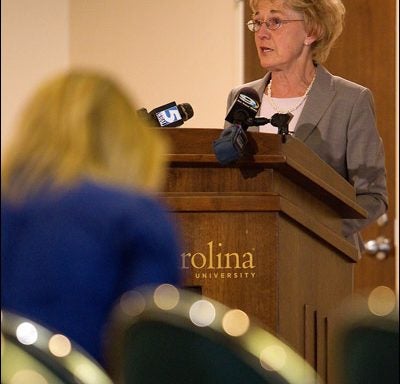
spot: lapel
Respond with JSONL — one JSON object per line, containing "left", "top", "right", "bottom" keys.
{"left": 255, "top": 72, "right": 270, "bottom": 110}
{"left": 247, "top": 73, "right": 270, "bottom": 132}
{"left": 294, "top": 65, "right": 336, "bottom": 141}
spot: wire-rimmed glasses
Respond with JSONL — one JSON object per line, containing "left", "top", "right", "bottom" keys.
{"left": 247, "top": 17, "right": 304, "bottom": 32}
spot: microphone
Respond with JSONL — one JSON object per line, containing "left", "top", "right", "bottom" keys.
{"left": 225, "top": 87, "right": 261, "bottom": 130}
{"left": 213, "top": 124, "right": 248, "bottom": 165}
{"left": 213, "top": 88, "right": 261, "bottom": 165}
{"left": 270, "top": 113, "right": 292, "bottom": 135}
{"left": 213, "top": 114, "right": 293, "bottom": 165}
{"left": 138, "top": 102, "right": 194, "bottom": 127}
{"left": 246, "top": 117, "right": 270, "bottom": 126}
{"left": 247, "top": 113, "right": 292, "bottom": 133}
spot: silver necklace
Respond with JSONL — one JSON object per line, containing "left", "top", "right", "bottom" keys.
{"left": 266, "top": 73, "right": 316, "bottom": 114}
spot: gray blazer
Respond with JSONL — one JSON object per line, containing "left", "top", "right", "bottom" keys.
{"left": 225, "top": 65, "right": 388, "bottom": 250}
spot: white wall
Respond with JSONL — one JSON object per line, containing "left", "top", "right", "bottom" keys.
{"left": 396, "top": 3, "right": 399, "bottom": 300}
{"left": 2, "top": 0, "right": 244, "bottom": 142}
{"left": 1, "top": 0, "right": 70, "bottom": 147}
{"left": 69, "top": 0, "right": 244, "bottom": 128}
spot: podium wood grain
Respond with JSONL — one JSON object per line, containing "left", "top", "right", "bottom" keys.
{"left": 158, "top": 128, "right": 367, "bottom": 383}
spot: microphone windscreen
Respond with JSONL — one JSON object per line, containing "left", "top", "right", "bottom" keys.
{"left": 213, "top": 124, "right": 248, "bottom": 165}
{"left": 225, "top": 87, "right": 261, "bottom": 127}
{"left": 270, "top": 113, "right": 292, "bottom": 127}
{"left": 239, "top": 87, "right": 261, "bottom": 103}
{"left": 178, "top": 103, "right": 194, "bottom": 121}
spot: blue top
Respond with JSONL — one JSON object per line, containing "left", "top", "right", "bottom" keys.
{"left": 1, "top": 180, "right": 181, "bottom": 363}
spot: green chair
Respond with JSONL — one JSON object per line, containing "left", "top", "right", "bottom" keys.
{"left": 336, "top": 312, "right": 399, "bottom": 384}
{"left": 104, "top": 284, "right": 320, "bottom": 384}
{"left": 1, "top": 310, "right": 113, "bottom": 384}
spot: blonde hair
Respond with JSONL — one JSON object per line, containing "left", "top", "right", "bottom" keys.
{"left": 1, "top": 70, "right": 170, "bottom": 201}
{"left": 249, "top": 0, "right": 345, "bottom": 63}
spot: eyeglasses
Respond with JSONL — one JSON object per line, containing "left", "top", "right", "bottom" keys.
{"left": 247, "top": 17, "right": 304, "bottom": 32}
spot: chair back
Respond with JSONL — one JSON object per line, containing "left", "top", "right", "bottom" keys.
{"left": 104, "top": 284, "right": 320, "bottom": 384}
{"left": 1, "top": 310, "right": 113, "bottom": 384}
{"left": 337, "top": 313, "right": 399, "bottom": 384}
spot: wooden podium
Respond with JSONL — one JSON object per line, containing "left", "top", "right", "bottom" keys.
{"left": 159, "top": 128, "right": 367, "bottom": 383}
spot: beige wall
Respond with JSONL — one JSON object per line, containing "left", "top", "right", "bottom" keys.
{"left": 2, "top": 0, "right": 244, "bottom": 143}
{"left": 1, "top": 0, "right": 69, "bottom": 147}
{"left": 69, "top": 0, "right": 243, "bottom": 128}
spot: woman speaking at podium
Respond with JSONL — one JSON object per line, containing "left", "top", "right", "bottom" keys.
{"left": 226, "top": 0, "right": 388, "bottom": 252}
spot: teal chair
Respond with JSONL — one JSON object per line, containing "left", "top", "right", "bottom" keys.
{"left": 104, "top": 284, "right": 320, "bottom": 384}
{"left": 336, "top": 313, "right": 399, "bottom": 384}
{"left": 1, "top": 310, "right": 113, "bottom": 384}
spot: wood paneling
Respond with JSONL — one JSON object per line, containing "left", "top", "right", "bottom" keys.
{"left": 324, "top": 0, "right": 396, "bottom": 295}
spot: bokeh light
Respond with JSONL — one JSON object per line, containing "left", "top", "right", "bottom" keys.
{"left": 9, "top": 369, "right": 48, "bottom": 384}
{"left": 153, "top": 284, "right": 180, "bottom": 310}
{"left": 259, "top": 344, "right": 287, "bottom": 371}
{"left": 48, "top": 334, "right": 72, "bottom": 357}
{"left": 222, "top": 309, "right": 250, "bottom": 337}
{"left": 119, "top": 290, "right": 146, "bottom": 317}
{"left": 368, "top": 286, "right": 396, "bottom": 316}
{"left": 16, "top": 322, "right": 38, "bottom": 345}
{"left": 189, "top": 300, "right": 216, "bottom": 327}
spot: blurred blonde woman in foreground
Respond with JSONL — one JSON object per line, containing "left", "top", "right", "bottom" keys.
{"left": 1, "top": 70, "right": 181, "bottom": 365}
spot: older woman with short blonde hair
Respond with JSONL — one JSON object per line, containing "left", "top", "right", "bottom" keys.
{"left": 226, "top": 0, "right": 387, "bottom": 253}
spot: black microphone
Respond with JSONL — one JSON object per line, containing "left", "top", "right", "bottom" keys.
{"left": 225, "top": 87, "right": 261, "bottom": 130}
{"left": 246, "top": 117, "right": 270, "bottom": 126}
{"left": 138, "top": 102, "right": 194, "bottom": 127}
{"left": 247, "top": 113, "right": 292, "bottom": 131}
{"left": 213, "top": 88, "right": 262, "bottom": 165}
{"left": 270, "top": 113, "right": 292, "bottom": 135}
